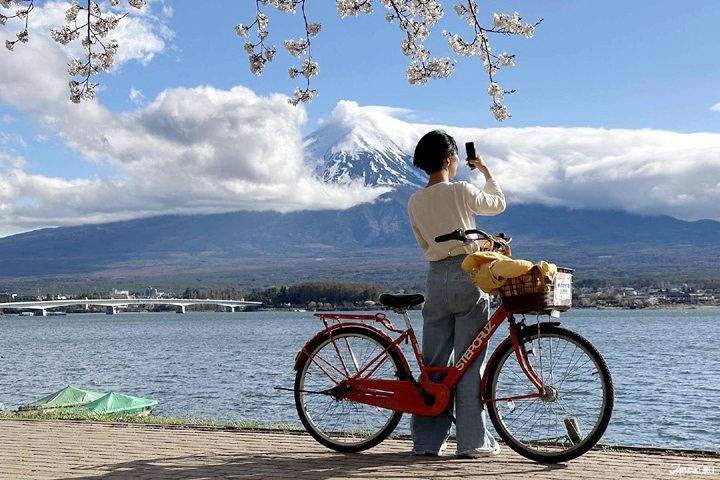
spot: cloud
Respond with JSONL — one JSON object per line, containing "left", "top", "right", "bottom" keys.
{"left": 0, "top": 27, "right": 389, "bottom": 236}
{"left": 129, "top": 87, "right": 145, "bottom": 106}
{"left": 0, "top": 131, "right": 27, "bottom": 148}
{"left": 457, "top": 127, "right": 720, "bottom": 222}
{"left": 0, "top": 152, "right": 26, "bottom": 169}
{"left": 21, "top": 0, "right": 173, "bottom": 68}
{"left": 317, "top": 100, "right": 425, "bottom": 155}
{"left": 2, "top": 2, "right": 719, "bottom": 237}
{"left": 318, "top": 102, "right": 720, "bottom": 222}
{"left": 1, "top": 114, "right": 13, "bottom": 124}
{"left": 711, "top": 103, "right": 720, "bottom": 112}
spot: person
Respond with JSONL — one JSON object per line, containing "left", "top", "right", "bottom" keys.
{"left": 407, "top": 130, "right": 506, "bottom": 458}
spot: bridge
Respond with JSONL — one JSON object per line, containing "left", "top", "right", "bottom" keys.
{"left": 0, "top": 299, "right": 263, "bottom": 315}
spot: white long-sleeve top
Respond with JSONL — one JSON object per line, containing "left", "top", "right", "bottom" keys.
{"left": 407, "top": 179, "right": 506, "bottom": 262}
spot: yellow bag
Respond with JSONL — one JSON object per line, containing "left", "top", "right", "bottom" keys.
{"left": 461, "top": 252, "right": 534, "bottom": 295}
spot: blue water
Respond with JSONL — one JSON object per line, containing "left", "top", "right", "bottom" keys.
{"left": 0, "top": 309, "right": 718, "bottom": 451}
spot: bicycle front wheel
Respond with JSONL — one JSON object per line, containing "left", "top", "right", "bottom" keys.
{"left": 484, "top": 325, "right": 614, "bottom": 463}
{"left": 294, "top": 325, "right": 404, "bottom": 453}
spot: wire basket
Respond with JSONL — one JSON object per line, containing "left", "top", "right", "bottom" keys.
{"left": 500, "top": 267, "right": 574, "bottom": 315}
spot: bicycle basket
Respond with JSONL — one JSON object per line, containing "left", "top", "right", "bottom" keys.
{"left": 499, "top": 267, "right": 574, "bottom": 315}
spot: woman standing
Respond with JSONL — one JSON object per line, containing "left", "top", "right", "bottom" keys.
{"left": 407, "top": 130, "right": 506, "bottom": 457}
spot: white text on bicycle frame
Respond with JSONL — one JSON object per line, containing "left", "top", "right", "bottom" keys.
{"left": 456, "top": 319, "right": 495, "bottom": 371}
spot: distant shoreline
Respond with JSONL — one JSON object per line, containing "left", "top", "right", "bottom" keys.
{"left": 4, "top": 307, "right": 719, "bottom": 316}
{"left": 1, "top": 304, "right": 718, "bottom": 316}
{"left": 578, "top": 304, "right": 720, "bottom": 311}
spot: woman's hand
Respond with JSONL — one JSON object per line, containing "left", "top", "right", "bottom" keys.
{"left": 467, "top": 154, "right": 493, "bottom": 180}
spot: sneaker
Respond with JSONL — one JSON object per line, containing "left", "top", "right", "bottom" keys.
{"left": 457, "top": 442, "right": 501, "bottom": 458}
{"left": 412, "top": 441, "right": 448, "bottom": 456}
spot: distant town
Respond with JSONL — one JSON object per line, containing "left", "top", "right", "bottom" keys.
{"left": 1, "top": 279, "right": 718, "bottom": 315}
{"left": 573, "top": 285, "right": 718, "bottom": 308}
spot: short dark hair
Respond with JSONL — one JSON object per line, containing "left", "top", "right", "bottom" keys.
{"left": 413, "top": 130, "right": 458, "bottom": 175}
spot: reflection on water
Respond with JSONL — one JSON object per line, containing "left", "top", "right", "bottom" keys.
{"left": 0, "top": 308, "right": 718, "bottom": 451}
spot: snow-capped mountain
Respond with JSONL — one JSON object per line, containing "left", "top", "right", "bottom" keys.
{"left": 305, "top": 106, "right": 426, "bottom": 188}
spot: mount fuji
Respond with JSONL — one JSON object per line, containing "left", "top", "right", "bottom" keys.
{"left": 1, "top": 104, "right": 719, "bottom": 290}
{"left": 305, "top": 114, "right": 426, "bottom": 188}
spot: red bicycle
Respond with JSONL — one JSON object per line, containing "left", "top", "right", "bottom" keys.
{"left": 290, "top": 229, "right": 614, "bottom": 463}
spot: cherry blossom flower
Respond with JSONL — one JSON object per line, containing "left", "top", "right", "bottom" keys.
{"left": 487, "top": 82, "right": 504, "bottom": 101}
{"left": 284, "top": 38, "right": 308, "bottom": 58}
{"left": 490, "top": 102, "right": 509, "bottom": 122}
{"left": 306, "top": 22, "right": 321, "bottom": 37}
{"left": 235, "top": 23, "right": 250, "bottom": 37}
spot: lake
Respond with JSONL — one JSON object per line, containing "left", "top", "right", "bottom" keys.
{"left": 0, "top": 309, "right": 718, "bottom": 452}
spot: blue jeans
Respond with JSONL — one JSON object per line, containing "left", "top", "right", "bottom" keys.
{"left": 410, "top": 254, "right": 499, "bottom": 455}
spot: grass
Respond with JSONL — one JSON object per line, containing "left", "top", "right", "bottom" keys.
{"left": 0, "top": 410, "right": 299, "bottom": 432}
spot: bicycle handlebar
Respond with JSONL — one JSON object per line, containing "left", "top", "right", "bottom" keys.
{"left": 434, "top": 229, "right": 464, "bottom": 243}
{"left": 434, "top": 228, "right": 493, "bottom": 243}
{"left": 434, "top": 228, "right": 513, "bottom": 258}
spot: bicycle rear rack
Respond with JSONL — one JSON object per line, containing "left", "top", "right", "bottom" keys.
{"left": 313, "top": 312, "right": 403, "bottom": 333}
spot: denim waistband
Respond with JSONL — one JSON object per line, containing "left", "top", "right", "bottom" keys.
{"left": 428, "top": 254, "right": 466, "bottom": 271}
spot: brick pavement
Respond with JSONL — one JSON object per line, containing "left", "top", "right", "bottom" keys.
{"left": 0, "top": 419, "right": 717, "bottom": 480}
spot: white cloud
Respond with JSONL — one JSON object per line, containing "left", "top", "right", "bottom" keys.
{"left": 711, "top": 103, "right": 720, "bottom": 112}
{"left": 22, "top": 0, "right": 172, "bottom": 68}
{"left": 320, "top": 102, "right": 720, "bottom": 222}
{"left": 1, "top": 5, "right": 719, "bottom": 236}
{"left": 0, "top": 152, "right": 27, "bottom": 169}
{"left": 457, "top": 127, "right": 720, "bottom": 222}
{"left": 0, "top": 26, "right": 389, "bottom": 236}
{"left": 1, "top": 114, "right": 13, "bottom": 124}
{"left": 129, "top": 87, "right": 145, "bottom": 106}
{"left": 0, "top": 131, "right": 27, "bottom": 148}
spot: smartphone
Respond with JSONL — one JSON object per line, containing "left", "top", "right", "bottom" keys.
{"left": 465, "top": 142, "right": 477, "bottom": 169}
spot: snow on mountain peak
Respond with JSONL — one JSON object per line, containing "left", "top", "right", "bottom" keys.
{"left": 305, "top": 101, "right": 426, "bottom": 188}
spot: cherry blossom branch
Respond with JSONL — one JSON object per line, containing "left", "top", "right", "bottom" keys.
{"left": 442, "top": 1, "right": 542, "bottom": 121}
{"left": 242, "top": 0, "right": 540, "bottom": 121}
{"left": 4, "top": 0, "right": 542, "bottom": 120}
{"left": 237, "top": 1, "right": 275, "bottom": 77}
{"left": 2, "top": 0, "right": 142, "bottom": 103}
{"left": 309, "top": 1, "right": 541, "bottom": 120}
{"left": 1, "top": 0, "right": 34, "bottom": 51}
{"left": 383, "top": 0, "right": 455, "bottom": 86}
{"left": 57, "top": 0, "right": 130, "bottom": 102}
{"left": 237, "top": 0, "right": 320, "bottom": 106}
{"left": 286, "top": 0, "right": 319, "bottom": 105}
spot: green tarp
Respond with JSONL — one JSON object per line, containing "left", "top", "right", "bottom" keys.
{"left": 19, "top": 385, "right": 105, "bottom": 411}
{"left": 69, "top": 392, "right": 158, "bottom": 416}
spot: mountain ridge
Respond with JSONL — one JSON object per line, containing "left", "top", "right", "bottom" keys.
{"left": 1, "top": 112, "right": 719, "bottom": 290}
{"left": 1, "top": 187, "right": 718, "bottom": 282}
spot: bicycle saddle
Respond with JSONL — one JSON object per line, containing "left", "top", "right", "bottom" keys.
{"left": 379, "top": 293, "right": 425, "bottom": 309}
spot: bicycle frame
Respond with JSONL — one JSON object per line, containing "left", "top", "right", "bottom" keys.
{"left": 295, "top": 304, "right": 561, "bottom": 418}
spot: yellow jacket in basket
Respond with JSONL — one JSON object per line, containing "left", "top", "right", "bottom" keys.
{"left": 461, "top": 251, "right": 557, "bottom": 295}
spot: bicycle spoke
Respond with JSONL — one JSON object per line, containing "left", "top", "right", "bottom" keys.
{"left": 555, "top": 346, "right": 584, "bottom": 389}
{"left": 504, "top": 397, "right": 540, "bottom": 430}
{"left": 486, "top": 327, "right": 613, "bottom": 462}
{"left": 548, "top": 336, "right": 570, "bottom": 381}
{"left": 297, "top": 329, "right": 402, "bottom": 450}
{"left": 555, "top": 362, "right": 595, "bottom": 390}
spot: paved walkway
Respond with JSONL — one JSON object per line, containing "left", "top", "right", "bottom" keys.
{"left": 0, "top": 419, "right": 717, "bottom": 479}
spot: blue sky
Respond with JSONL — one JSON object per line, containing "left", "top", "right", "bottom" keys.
{"left": 0, "top": 0, "right": 719, "bottom": 235}
{"left": 6, "top": 0, "right": 719, "bottom": 132}
{"left": 109, "top": 0, "right": 719, "bottom": 132}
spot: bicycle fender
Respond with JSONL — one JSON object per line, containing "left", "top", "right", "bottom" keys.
{"left": 480, "top": 321, "right": 561, "bottom": 398}
{"left": 293, "top": 323, "right": 410, "bottom": 372}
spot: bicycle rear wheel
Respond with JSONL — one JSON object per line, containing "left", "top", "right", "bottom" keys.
{"left": 294, "top": 325, "right": 404, "bottom": 453}
{"left": 484, "top": 325, "right": 614, "bottom": 463}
